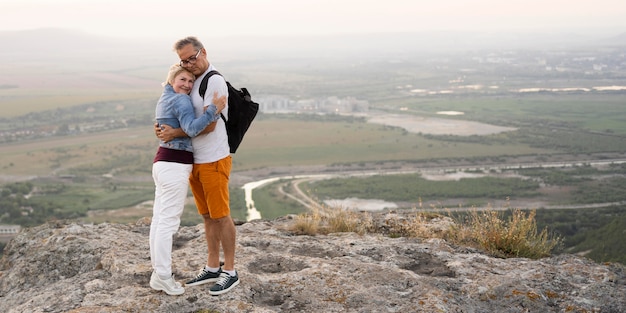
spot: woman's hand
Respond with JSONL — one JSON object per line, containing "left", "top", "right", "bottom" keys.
{"left": 212, "top": 91, "right": 227, "bottom": 113}
{"left": 155, "top": 124, "right": 177, "bottom": 142}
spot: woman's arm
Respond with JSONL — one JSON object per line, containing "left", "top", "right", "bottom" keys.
{"left": 156, "top": 92, "right": 226, "bottom": 141}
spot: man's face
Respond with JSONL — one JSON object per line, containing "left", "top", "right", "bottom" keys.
{"left": 178, "top": 44, "right": 207, "bottom": 76}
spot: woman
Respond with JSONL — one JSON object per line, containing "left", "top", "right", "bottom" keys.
{"left": 149, "top": 64, "right": 226, "bottom": 296}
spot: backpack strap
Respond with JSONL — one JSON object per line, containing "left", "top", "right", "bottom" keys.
{"left": 198, "top": 70, "right": 226, "bottom": 122}
{"left": 198, "top": 70, "right": 221, "bottom": 99}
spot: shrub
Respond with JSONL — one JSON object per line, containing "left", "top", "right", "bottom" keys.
{"left": 446, "top": 209, "right": 561, "bottom": 259}
{"left": 291, "top": 212, "right": 322, "bottom": 236}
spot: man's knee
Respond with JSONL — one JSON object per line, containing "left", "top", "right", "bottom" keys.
{"left": 202, "top": 213, "right": 226, "bottom": 220}
{"left": 203, "top": 214, "right": 231, "bottom": 224}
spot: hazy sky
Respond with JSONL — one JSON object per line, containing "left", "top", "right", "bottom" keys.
{"left": 2, "top": 0, "right": 626, "bottom": 38}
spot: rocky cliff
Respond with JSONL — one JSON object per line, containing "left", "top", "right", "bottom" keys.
{"left": 0, "top": 215, "right": 624, "bottom": 313}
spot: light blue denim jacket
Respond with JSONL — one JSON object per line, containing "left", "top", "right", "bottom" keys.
{"left": 155, "top": 84, "right": 219, "bottom": 152}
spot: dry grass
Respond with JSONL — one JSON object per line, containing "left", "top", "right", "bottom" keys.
{"left": 288, "top": 205, "right": 561, "bottom": 260}
{"left": 291, "top": 211, "right": 323, "bottom": 236}
{"left": 290, "top": 205, "right": 373, "bottom": 236}
{"left": 446, "top": 208, "right": 561, "bottom": 259}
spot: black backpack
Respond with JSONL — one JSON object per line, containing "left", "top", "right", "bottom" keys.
{"left": 199, "top": 70, "right": 259, "bottom": 153}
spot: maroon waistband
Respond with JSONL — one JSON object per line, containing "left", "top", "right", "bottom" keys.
{"left": 153, "top": 146, "right": 194, "bottom": 164}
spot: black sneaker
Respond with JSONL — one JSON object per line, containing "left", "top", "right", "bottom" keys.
{"left": 209, "top": 271, "right": 239, "bottom": 296}
{"left": 185, "top": 267, "right": 222, "bottom": 286}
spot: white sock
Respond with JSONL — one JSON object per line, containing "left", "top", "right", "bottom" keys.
{"left": 224, "top": 270, "right": 237, "bottom": 277}
{"left": 205, "top": 266, "right": 220, "bottom": 273}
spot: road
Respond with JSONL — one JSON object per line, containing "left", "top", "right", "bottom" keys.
{"left": 239, "top": 158, "right": 626, "bottom": 220}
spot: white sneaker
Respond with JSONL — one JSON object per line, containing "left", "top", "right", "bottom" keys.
{"left": 150, "top": 272, "right": 185, "bottom": 295}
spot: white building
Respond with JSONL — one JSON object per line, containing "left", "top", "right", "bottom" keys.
{"left": 0, "top": 225, "right": 21, "bottom": 243}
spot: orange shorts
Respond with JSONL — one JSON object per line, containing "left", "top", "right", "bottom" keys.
{"left": 189, "top": 156, "right": 231, "bottom": 219}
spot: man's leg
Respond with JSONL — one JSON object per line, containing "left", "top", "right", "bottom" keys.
{"left": 206, "top": 214, "right": 239, "bottom": 296}
{"left": 201, "top": 214, "right": 236, "bottom": 270}
{"left": 203, "top": 156, "right": 239, "bottom": 295}
{"left": 217, "top": 215, "right": 236, "bottom": 271}
{"left": 186, "top": 163, "right": 226, "bottom": 286}
{"left": 203, "top": 213, "right": 222, "bottom": 268}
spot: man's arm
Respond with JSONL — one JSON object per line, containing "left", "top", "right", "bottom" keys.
{"left": 199, "top": 121, "right": 217, "bottom": 134}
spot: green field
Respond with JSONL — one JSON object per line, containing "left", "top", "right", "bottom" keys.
{"left": 2, "top": 50, "right": 626, "bottom": 264}
{"left": 1, "top": 93, "right": 625, "bottom": 213}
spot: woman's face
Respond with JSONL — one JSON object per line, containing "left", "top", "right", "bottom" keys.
{"left": 172, "top": 71, "right": 194, "bottom": 94}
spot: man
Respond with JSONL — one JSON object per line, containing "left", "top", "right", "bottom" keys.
{"left": 157, "top": 36, "right": 239, "bottom": 296}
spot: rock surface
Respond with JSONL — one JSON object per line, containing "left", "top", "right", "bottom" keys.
{"left": 0, "top": 215, "right": 624, "bottom": 313}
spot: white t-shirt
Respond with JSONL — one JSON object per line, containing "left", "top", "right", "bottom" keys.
{"left": 190, "top": 65, "right": 230, "bottom": 163}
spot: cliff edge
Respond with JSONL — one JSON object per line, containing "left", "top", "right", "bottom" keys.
{"left": 0, "top": 215, "right": 624, "bottom": 313}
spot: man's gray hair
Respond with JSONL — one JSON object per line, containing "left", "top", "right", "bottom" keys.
{"left": 173, "top": 36, "right": 204, "bottom": 52}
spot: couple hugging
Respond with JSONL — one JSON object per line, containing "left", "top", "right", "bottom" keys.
{"left": 149, "top": 36, "right": 239, "bottom": 296}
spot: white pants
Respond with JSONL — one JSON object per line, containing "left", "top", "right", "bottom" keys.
{"left": 150, "top": 161, "right": 192, "bottom": 278}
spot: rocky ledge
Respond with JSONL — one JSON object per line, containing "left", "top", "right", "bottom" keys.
{"left": 0, "top": 215, "right": 624, "bottom": 313}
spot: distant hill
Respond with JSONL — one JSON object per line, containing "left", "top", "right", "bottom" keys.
{"left": 1, "top": 28, "right": 121, "bottom": 51}
{"left": 0, "top": 27, "right": 622, "bottom": 91}
{"left": 0, "top": 28, "right": 173, "bottom": 89}
{"left": 0, "top": 28, "right": 170, "bottom": 63}
{"left": 606, "top": 32, "right": 626, "bottom": 45}
{"left": 0, "top": 28, "right": 622, "bottom": 63}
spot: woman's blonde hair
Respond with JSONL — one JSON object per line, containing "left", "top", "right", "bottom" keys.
{"left": 164, "top": 63, "right": 195, "bottom": 86}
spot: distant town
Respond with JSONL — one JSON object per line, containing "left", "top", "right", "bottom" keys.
{"left": 256, "top": 96, "right": 369, "bottom": 114}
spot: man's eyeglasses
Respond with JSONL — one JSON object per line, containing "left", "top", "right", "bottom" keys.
{"left": 180, "top": 50, "right": 201, "bottom": 67}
